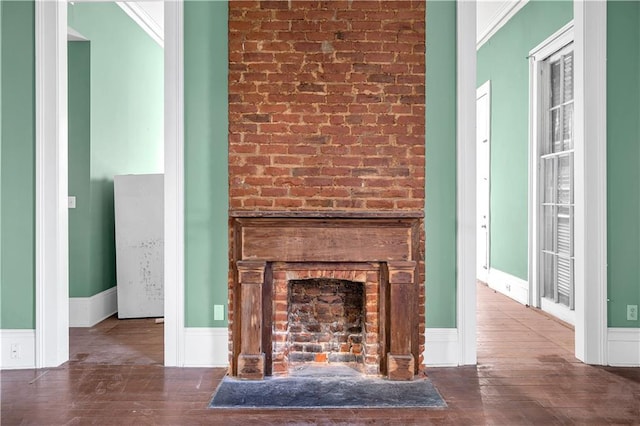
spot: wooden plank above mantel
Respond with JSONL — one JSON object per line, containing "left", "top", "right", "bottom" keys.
{"left": 232, "top": 213, "right": 421, "bottom": 263}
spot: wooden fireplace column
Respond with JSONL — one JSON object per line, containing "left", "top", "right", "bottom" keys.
{"left": 386, "top": 261, "right": 418, "bottom": 380}
{"left": 235, "top": 260, "right": 268, "bottom": 379}
{"left": 230, "top": 211, "right": 423, "bottom": 381}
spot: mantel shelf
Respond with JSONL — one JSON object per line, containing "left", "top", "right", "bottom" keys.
{"left": 229, "top": 210, "right": 424, "bottom": 219}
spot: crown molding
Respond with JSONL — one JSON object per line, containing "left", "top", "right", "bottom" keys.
{"left": 477, "top": 0, "right": 529, "bottom": 50}
{"left": 116, "top": 2, "right": 163, "bottom": 48}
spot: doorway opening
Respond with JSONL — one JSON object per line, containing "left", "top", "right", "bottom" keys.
{"left": 474, "top": 6, "right": 579, "bottom": 363}
{"left": 66, "top": 1, "right": 165, "bottom": 366}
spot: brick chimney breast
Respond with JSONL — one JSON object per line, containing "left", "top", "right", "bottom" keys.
{"left": 229, "top": 0, "right": 425, "bottom": 212}
{"left": 228, "top": 0, "right": 426, "bottom": 380}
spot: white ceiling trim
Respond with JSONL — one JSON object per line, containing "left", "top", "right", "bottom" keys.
{"left": 477, "top": 0, "right": 529, "bottom": 50}
{"left": 116, "top": 2, "right": 164, "bottom": 48}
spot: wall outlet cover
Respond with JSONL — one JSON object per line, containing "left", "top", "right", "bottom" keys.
{"left": 10, "top": 343, "right": 20, "bottom": 359}
{"left": 214, "top": 305, "right": 224, "bottom": 321}
{"left": 627, "top": 305, "right": 638, "bottom": 321}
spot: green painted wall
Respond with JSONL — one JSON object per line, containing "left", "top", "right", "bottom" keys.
{"left": 425, "top": 0, "right": 457, "bottom": 328}
{"left": 0, "top": 1, "right": 35, "bottom": 329}
{"left": 182, "top": 0, "right": 459, "bottom": 329}
{"left": 476, "top": 0, "right": 573, "bottom": 280}
{"left": 184, "top": 0, "right": 229, "bottom": 327}
{"left": 607, "top": 1, "right": 640, "bottom": 328}
{"left": 68, "top": 41, "right": 91, "bottom": 298}
{"left": 68, "top": 3, "right": 163, "bottom": 298}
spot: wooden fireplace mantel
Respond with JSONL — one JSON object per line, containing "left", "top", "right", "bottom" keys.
{"left": 229, "top": 211, "right": 423, "bottom": 380}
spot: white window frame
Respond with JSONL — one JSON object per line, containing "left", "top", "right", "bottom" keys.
{"left": 530, "top": 30, "right": 576, "bottom": 325}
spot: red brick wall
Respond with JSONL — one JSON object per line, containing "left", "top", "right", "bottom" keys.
{"left": 228, "top": 0, "right": 425, "bottom": 211}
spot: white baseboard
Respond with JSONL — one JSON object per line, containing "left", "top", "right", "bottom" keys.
{"left": 488, "top": 268, "right": 529, "bottom": 306}
{"left": 69, "top": 287, "right": 118, "bottom": 327}
{"left": 4, "top": 325, "right": 633, "bottom": 370}
{"left": 424, "top": 328, "right": 459, "bottom": 367}
{"left": 0, "top": 330, "right": 36, "bottom": 369}
{"left": 607, "top": 328, "right": 640, "bottom": 367}
{"left": 184, "top": 327, "right": 229, "bottom": 368}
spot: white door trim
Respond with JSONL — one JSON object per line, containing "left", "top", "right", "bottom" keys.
{"left": 164, "top": 0, "right": 185, "bottom": 367}
{"left": 457, "top": 0, "right": 477, "bottom": 366}
{"left": 35, "top": 0, "right": 69, "bottom": 368}
{"left": 572, "top": 0, "right": 607, "bottom": 365}
{"left": 35, "top": 0, "right": 183, "bottom": 368}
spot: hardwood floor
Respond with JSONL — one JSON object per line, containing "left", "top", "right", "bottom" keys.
{"left": 2, "top": 284, "right": 639, "bottom": 425}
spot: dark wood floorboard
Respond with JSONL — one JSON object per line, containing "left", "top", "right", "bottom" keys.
{"left": 2, "top": 284, "right": 639, "bottom": 425}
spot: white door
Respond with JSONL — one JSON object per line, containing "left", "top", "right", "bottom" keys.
{"left": 476, "top": 82, "right": 491, "bottom": 283}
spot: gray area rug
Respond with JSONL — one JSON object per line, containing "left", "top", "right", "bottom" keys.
{"left": 209, "top": 366, "right": 447, "bottom": 409}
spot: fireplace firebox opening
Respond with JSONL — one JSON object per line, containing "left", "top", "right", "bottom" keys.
{"left": 286, "top": 278, "right": 366, "bottom": 372}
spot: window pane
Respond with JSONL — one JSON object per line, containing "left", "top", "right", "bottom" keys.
{"left": 543, "top": 206, "right": 554, "bottom": 251}
{"left": 557, "top": 256, "right": 572, "bottom": 307}
{"left": 544, "top": 158, "right": 555, "bottom": 203}
{"left": 551, "top": 108, "right": 562, "bottom": 152}
{"left": 550, "top": 60, "right": 562, "bottom": 107}
{"left": 542, "top": 252, "right": 555, "bottom": 299}
{"left": 563, "top": 52, "right": 574, "bottom": 101}
{"left": 557, "top": 206, "right": 571, "bottom": 256}
{"left": 563, "top": 103, "right": 573, "bottom": 150}
{"left": 557, "top": 154, "right": 571, "bottom": 204}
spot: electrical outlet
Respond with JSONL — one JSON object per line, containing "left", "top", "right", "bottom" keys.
{"left": 214, "top": 305, "right": 224, "bottom": 321}
{"left": 10, "top": 344, "right": 20, "bottom": 359}
{"left": 627, "top": 305, "right": 638, "bottom": 321}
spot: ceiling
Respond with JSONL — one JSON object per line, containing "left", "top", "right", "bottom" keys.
{"left": 106, "top": 1, "right": 514, "bottom": 49}
{"left": 134, "top": 0, "right": 519, "bottom": 46}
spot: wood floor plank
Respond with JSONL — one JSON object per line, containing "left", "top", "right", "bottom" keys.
{"left": 2, "top": 284, "right": 639, "bottom": 424}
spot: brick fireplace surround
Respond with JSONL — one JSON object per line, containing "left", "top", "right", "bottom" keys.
{"left": 228, "top": 0, "right": 425, "bottom": 381}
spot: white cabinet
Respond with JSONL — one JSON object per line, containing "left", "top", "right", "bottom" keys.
{"left": 114, "top": 174, "right": 164, "bottom": 319}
